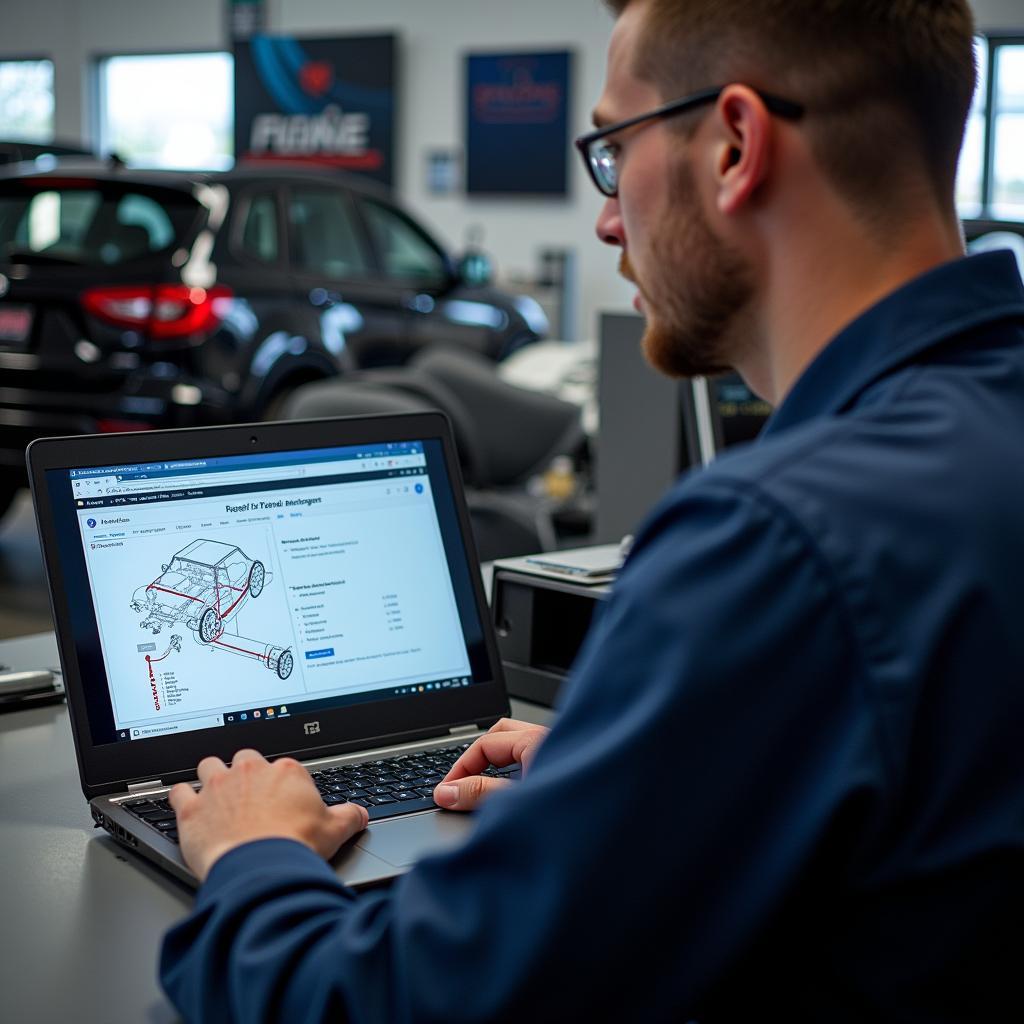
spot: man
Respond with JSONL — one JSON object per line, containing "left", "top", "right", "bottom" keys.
{"left": 162, "top": 1, "right": 1024, "bottom": 1020}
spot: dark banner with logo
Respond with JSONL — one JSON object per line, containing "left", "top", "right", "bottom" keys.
{"left": 465, "top": 50, "right": 572, "bottom": 196}
{"left": 234, "top": 34, "right": 396, "bottom": 187}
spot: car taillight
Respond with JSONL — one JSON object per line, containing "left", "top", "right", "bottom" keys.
{"left": 97, "top": 419, "right": 154, "bottom": 433}
{"left": 81, "top": 284, "right": 232, "bottom": 340}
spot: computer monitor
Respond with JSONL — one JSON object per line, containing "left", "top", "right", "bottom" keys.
{"left": 595, "top": 314, "right": 771, "bottom": 543}
{"left": 707, "top": 373, "right": 772, "bottom": 450}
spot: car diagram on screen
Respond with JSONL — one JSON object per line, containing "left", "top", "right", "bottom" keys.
{"left": 129, "top": 538, "right": 293, "bottom": 680}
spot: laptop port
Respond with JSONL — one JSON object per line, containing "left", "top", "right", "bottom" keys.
{"left": 101, "top": 813, "right": 139, "bottom": 848}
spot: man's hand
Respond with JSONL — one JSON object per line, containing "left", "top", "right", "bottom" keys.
{"left": 169, "top": 749, "right": 368, "bottom": 882}
{"left": 433, "top": 718, "right": 549, "bottom": 812}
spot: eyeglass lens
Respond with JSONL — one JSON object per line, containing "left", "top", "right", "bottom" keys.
{"left": 589, "top": 139, "right": 618, "bottom": 195}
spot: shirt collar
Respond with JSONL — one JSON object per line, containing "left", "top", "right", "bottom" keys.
{"left": 762, "top": 251, "right": 1024, "bottom": 437}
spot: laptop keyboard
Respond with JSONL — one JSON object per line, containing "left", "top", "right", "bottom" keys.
{"left": 119, "top": 742, "right": 519, "bottom": 845}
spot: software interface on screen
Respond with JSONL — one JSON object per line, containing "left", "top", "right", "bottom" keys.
{"left": 55, "top": 441, "right": 482, "bottom": 744}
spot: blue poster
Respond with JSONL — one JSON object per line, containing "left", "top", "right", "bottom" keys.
{"left": 234, "top": 34, "right": 396, "bottom": 187}
{"left": 465, "top": 51, "right": 572, "bottom": 196}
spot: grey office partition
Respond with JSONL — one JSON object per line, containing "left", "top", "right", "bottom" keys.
{"left": 595, "top": 313, "right": 705, "bottom": 544}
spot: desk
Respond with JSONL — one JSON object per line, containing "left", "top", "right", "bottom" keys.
{"left": 0, "top": 632, "right": 553, "bottom": 1024}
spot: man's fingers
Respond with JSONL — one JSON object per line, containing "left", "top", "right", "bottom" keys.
{"left": 168, "top": 781, "right": 197, "bottom": 813}
{"left": 443, "top": 734, "right": 515, "bottom": 780}
{"left": 327, "top": 801, "right": 369, "bottom": 830}
{"left": 231, "top": 748, "right": 266, "bottom": 766}
{"left": 323, "top": 802, "right": 370, "bottom": 853}
{"left": 444, "top": 731, "right": 539, "bottom": 781}
{"left": 433, "top": 775, "right": 511, "bottom": 811}
{"left": 487, "top": 717, "right": 536, "bottom": 734}
{"left": 196, "top": 756, "right": 228, "bottom": 786}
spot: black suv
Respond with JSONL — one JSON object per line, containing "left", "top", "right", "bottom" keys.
{"left": 0, "top": 162, "right": 547, "bottom": 518}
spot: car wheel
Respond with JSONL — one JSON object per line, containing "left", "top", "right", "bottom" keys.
{"left": 248, "top": 560, "right": 265, "bottom": 598}
{"left": 276, "top": 649, "right": 294, "bottom": 680}
{"left": 198, "top": 607, "right": 222, "bottom": 644}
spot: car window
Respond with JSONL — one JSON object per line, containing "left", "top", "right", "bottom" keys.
{"left": 240, "top": 191, "right": 279, "bottom": 263}
{"left": 287, "top": 188, "right": 369, "bottom": 278}
{"left": 361, "top": 199, "right": 448, "bottom": 284}
{"left": 0, "top": 185, "right": 197, "bottom": 266}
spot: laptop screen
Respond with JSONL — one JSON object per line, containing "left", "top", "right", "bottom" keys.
{"left": 45, "top": 437, "right": 491, "bottom": 748}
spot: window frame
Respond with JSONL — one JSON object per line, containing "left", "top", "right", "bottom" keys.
{"left": 0, "top": 55, "right": 56, "bottom": 144}
{"left": 968, "top": 32, "right": 1024, "bottom": 222}
{"left": 91, "top": 47, "right": 233, "bottom": 170}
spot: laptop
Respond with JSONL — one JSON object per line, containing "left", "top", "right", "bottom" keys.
{"left": 27, "top": 412, "right": 512, "bottom": 889}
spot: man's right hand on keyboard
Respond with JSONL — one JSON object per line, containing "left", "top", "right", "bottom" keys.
{"left": 433, "top": 718, "right": 548, "bottom": 812}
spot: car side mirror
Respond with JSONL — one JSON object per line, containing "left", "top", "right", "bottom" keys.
{"left": 457, "top": 250, "right": 493, "bottom": 287}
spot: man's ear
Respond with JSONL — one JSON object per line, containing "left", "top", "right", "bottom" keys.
{"left": 713, "top": 85, "right": 773, "bottom": 216}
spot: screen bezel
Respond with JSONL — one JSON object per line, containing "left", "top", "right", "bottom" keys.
{"left": 28, "top": 412, "right": 509, "bottom": 799}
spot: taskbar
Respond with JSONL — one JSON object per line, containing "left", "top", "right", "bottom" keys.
{"left": 115, "top": 673, "right": 475, "bottom": 742}
{"left": 223, "top": 674, "right": 474, "bottom": 725}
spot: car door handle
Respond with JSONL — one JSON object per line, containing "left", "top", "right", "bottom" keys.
{"left": 403, "top": 293, "right": 436, "bottom": 314}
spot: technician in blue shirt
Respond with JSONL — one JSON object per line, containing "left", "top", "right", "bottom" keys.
{"left": 161, "top": 0, "right": 1024, "bottom": 1020}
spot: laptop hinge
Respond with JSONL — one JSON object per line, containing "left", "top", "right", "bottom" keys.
{"left": 448, "top": 725, "right": 477, "bottom": 736}
{"left": 126, "top": 779, "right": 164, "bottom": 794}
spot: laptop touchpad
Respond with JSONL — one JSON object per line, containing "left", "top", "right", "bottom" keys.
{"left": 355, "top": 811, "right": 472, "bottom": 867}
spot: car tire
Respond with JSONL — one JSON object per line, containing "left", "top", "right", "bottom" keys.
{"left": 198, "top": 607, "right": 222, "bottom": 644}
{"left": 276, "top": 649, "right": 294, "bottom": 680}
{"left": 249, "top": 560, "right": 265, "bottom": 598}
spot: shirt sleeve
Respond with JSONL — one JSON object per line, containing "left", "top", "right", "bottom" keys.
{"left": 160, "top": 476, "right": 889, "bottom": 1024}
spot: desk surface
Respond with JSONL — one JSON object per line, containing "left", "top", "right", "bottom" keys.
{"left": 0, "top": 632, "right": 553, "bottom": 1024}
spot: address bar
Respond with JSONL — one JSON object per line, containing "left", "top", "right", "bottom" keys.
{"left": 104, "top": 465, "right": 308, "bottom": 495}
{"left": 103, "top": 454, "right": 425, "bottom": 496}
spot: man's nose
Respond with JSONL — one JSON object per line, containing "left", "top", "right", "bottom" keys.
{"left": 595, "top": 196, "right": 624, "bottom": 248}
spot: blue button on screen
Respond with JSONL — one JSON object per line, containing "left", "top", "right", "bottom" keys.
{"left": 305, "top": 648, "right": 335, "bottom": 660}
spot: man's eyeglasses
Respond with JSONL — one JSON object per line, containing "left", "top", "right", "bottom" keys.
{"left": 574, "top": 86, "right": 805, "bottom": 198}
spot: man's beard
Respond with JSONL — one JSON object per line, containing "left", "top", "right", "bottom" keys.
{"left": 621, "top": 163, "right": 755, "bottom": 379}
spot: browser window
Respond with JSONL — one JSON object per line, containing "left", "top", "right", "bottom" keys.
{"left": 66, "top": 442, "right": 475, "bottom": 742}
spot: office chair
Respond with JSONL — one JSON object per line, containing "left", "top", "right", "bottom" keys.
{"left": 406, "top": 347, "right": 584, "bottom": 488}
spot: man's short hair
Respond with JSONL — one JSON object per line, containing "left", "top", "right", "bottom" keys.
{"left": 605, "top": 0, "right": 977, "bottom": 218}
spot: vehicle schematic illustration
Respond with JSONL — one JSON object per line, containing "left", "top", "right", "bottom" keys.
{"left": 130, "top": 538, "right": 294, "bottom": 680}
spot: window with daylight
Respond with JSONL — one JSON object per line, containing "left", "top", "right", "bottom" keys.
{"left": 992, "top": 44, "right": 1024, "bottom": 219}
{"left": 97, "top": 52, "right": 233, "bottom": 170}
{"left": 956, "top": 39, "right": 988, "bottom": 217}
{"left": 958, "top": 35, "right": 1024, "bottom": 223}
{"left": 0, "top": 59, "right": 55, "bottom": 141}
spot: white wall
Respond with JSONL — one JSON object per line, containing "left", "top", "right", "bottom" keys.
{"left": 973, "top": 0, "right": 1024, "bottom": 29}
{"left": 0, "top": 0, "right": 1020, "bottom": 341}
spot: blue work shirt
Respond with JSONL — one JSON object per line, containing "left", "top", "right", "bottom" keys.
{"left": 161, "top": 252, "right": 1024, "bottom": 1022}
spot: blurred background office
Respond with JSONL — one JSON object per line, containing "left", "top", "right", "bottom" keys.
{"left": 1, "top": 0, "right": 1022, "bottom": 636}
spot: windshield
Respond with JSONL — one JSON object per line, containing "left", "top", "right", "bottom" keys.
{"left": 0, "top": 183, "right": 202, "bottom": 267}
